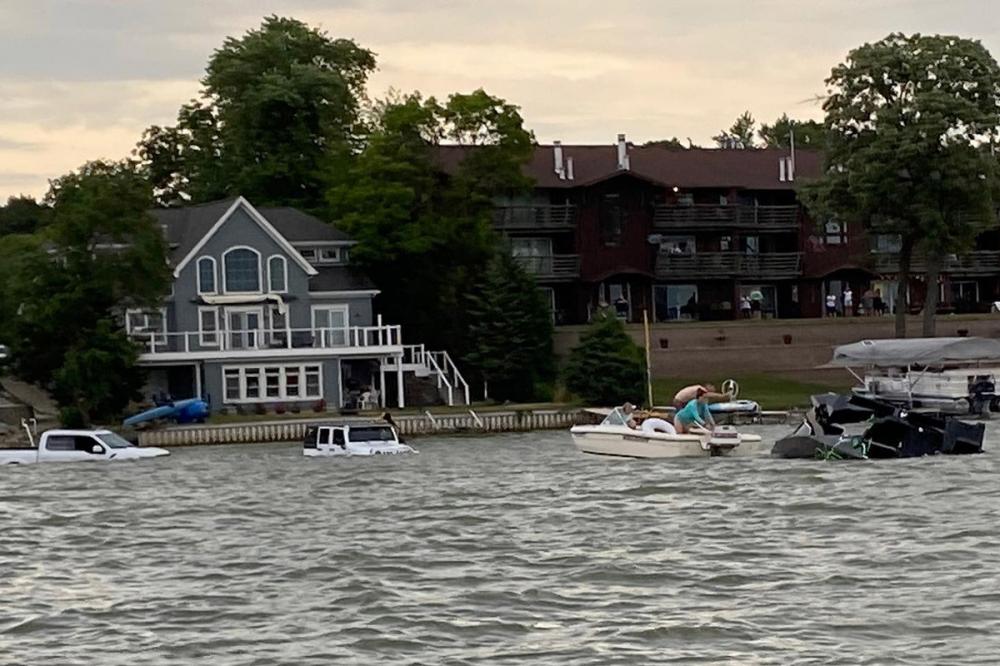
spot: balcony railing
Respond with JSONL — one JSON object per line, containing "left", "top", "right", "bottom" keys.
{"left": 493, "top": 205, "right": 577, "bottom": 231}
{"left": 131, "top": 324, "right": 403, "bottom": 357}
{"left": 653, "top": 204, "right": 800, "bottom": 231}
{"left": 512, "top": 254, "right": 581, "bottom": 282}
{"left": 871, "top": 251, "right": 1000, "bottom": 276}
{"left": 656, "top": 251, "right": 803, "bottom": 279}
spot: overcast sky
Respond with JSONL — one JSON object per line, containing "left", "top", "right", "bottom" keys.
{"left": 1, "top": 0, "right": 998, "bottom": 200}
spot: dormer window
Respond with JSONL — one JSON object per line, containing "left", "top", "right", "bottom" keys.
{"left": 197, "top": 257, "right": 217, "bottom": 295}
{"left": 319, "top": 248, "right": 341, "bottom": 264}
{"left": 223, "top": 247, "right": 261, "bottom": 293}
{"left": 268, "top": 255, "right": 288, "bottom": 293}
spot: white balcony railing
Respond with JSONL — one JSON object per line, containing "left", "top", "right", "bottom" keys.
{"left": 131, "top": 324, "right": 403, "bottom": 356}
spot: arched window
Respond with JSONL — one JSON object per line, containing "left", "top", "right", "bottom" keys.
{"left": 223, "top": 248, "right": 261, "bottom": 293}
{"left": 197, "top": 257, "right": 216, "bottom": 294}
{"left": 268, "top": 255, "right": 287, "bottom": 292}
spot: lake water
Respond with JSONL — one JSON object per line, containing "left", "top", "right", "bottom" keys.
{"left": 3, "top": 426, "right": 1000, "bottom": 664}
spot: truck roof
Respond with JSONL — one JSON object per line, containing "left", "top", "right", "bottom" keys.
{"left": 43, "top": 429, "right": 114, "bottom": 437}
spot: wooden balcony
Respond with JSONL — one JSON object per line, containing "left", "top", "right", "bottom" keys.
{"left": 656, "top": 251, "right": 803, "bottom": 279}
{"left": 871, "top": 251, "right": 1000, "bottom": 276}
{"left": 513, "top": 254, "right": 581, "bottom": 282}
{"left": 493, "top": 205, "right": 577, "bottom": 231}
{"left": 653, "top": 204, "right": 800, "bottom": 231}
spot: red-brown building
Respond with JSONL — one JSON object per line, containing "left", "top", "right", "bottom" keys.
{"left": 444, "top": 136, "right": 1000, "bottom": 324}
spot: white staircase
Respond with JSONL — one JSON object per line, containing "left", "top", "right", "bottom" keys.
{"left": 383, "top": 345, "right": 471, "bottom": 406}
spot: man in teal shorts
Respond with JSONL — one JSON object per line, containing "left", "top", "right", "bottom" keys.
{"left": 673, "top": 389, "right": 716, "bottom": 434}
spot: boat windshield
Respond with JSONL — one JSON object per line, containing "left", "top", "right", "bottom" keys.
{"left": 96, "top": 432, "right": 135, "bottom": 449}
{"left": 348, "top": 426, "right": 397, "bottom": 443}
{"left": 600, "top": 408, "right": 629, "bottom": 427}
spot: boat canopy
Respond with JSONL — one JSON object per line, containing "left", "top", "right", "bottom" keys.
{"left": 826, "top": 337, "right": 1000, "bottom": 368}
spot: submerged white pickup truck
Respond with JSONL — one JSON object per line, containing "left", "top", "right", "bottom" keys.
{"left": 0, "top": 422, "right": 170, "bottom": 465}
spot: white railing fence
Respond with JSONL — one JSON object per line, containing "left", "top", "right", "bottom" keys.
{"left": 131, "top": 324, "right": 403, "bottom": 355}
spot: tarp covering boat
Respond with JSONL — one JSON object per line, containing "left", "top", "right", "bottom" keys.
{"left": 826, "top": 337, "right": 1000, "bottom": 368}
{"left": 772, "top": 393, "right": 985, "bottom": 460}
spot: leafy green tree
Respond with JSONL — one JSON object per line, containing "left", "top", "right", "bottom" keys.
{"left": 53, "top": 319, "right": 146, "bottom": 424}
{"left": 464, "top": 253, "right": 554, "bottom": 401}
{"left": 713, "top": 111, "right": 757, "bottom": 149}
{"left": 0, "top": 195, "right": 49, "bottom": 236}
{"left": 137, "top": 16, "right": 376, "bottom": 208}
{"left": 563, "top": 313, "right": 646, "bottom": 406}
{"left": 9, "top": 160, "right": 169, "bottom": 423}
{"left": 803, "top": 33, "right": 1000, "bottom": 337}
{"left": 758, "top": 114, "right": 826, "bottom": 149}
{"left": 328, "top": 89, "right": 534, "bottom": 357}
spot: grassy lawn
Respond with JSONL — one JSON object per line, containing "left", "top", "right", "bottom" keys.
{"left": 652, "top": 374, "right": 854, "bottom": 410}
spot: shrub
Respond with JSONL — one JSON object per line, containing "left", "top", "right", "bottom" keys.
{"left": 563, "top": 312, "right": 646, "bottom": 407}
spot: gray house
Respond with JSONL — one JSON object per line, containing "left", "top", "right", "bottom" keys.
{"left": 125, "top": 197, "right": 467, "bottom": 411}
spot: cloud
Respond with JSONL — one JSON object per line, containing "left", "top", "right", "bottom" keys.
{"left": 0, "top": 0, "right": 998, "bottom": 198}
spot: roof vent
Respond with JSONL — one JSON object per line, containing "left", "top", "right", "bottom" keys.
{"left": 779, "top": 156, "right": 795, "bottom": 182}
{"left": 566, "top": 156, "right": 575, "bottom": 181}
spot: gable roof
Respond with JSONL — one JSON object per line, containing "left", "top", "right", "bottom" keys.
{"left": 152, "top": 197, "right": 352, "bottom": 277}
{"left": 434, "top": 144, "right": 822, "bottom": 190}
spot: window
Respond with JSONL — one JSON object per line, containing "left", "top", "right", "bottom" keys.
{"left": 661, "top": 236, "right": 695, "bottom": 255}
{"left": 223, "top": 248, "right": 261, "bottom": 293}
{"left": 46, "top": 435, "right": 75, "bottom": 451}
{"left": 872, "top": 234, "right": 902, "bottom": 253}
{"left": 949, "top": 281, "right": 980, "bottom": 313}
{"left": 654, "top": 285, "right": 699, "bottom": 321}
{"left": 743, "top": 235, "right": 760, "bottom": 255}
{"left": 300, "top": 249, "right": 318, "bottom": 262}
{"left": 221, "top": 365, "right": 324, "bottom": 403}
{"left": 824, "top": 221, "right": 848, "bottom": 245}
{"left": 268, "top": 256, "right": 287, "bottom": 292}
{"left": 197, "top": 257, "right": 217, "bottom": 294}
{"left": 126, "top": 308, "right": 167, "bottom": 346}
{"left": 265, "top": 367, "right": 281, "bottom": 398}
{"left": 599, "top": 194, "right": 626, "bottom": 246}
{"left": 720, "top": 236, "right": 733, "bottom": 251}
{"left": 319, "top": 248, "right": 341, "bottom": 264}
{"left": 740, "top": 285, "right": 778, "bottom": 318}
{"left": 312, "top": 305, "right": 349, "bottom": 347}
{"left": 224, "top": 368, "right": 241, "bottom": 402}
{"left": 199, "top": 308, "right": 219, "bottom": 347}
{"left": 511, "top": 238, "right": 552, "bottom": 275}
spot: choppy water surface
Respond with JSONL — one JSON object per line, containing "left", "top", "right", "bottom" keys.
{"left": 3, "top": 426, "right": 1000, "bottom": 664}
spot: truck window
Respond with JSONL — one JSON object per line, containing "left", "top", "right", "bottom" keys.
{"left": 75, "top": 436, "right": 103, "bottom": 453}
{"left": 304, "top": 427, "right": 319, "bottom": 448}
{"left": 333, "top": 429, "right": 345, "bottom": 446}
{"left": 46, "top": 436, "right": 75, "bottom": 451}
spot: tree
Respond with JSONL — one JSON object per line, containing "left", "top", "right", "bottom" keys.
{"left": 9, "top": 160, "right": 170, "bottom": 423}
{"left": 713, "top": 111, "right": 757, "bottom": 149}
{"left": 136, "top": 16, "right": 376, "bottom": 208}
{"left": 464, "top": 253, "right": 554, "bottom": 402}
{"left": 643, "top": 137, "right": 699, "bottom": 149}
{"left": 803, "top": 33, "right": 1000, "bottom": 337}
{"left": 327, "top": 89, "right": 535, "bottom": 359}
{"left": 563, "top": 313, "right": 646, "bottom": 406}
{"left": 0, "top": 195, "right": 49, "bottom": 236}
{"left": 758, "top": 114, "right": 826, "bottom": 149}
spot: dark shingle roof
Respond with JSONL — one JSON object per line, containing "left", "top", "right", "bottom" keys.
{"left": 434, "top": 144, "right": 822, "bottom": 190}
{"left": 308, "top": 266, "right": 376, "bottom": 292}
{"left": 151, "top": 198, "right": 353, "bottom": 265}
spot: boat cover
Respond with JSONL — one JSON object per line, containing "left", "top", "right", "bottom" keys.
{"left": 826, "top": 337, "right": 1000, "bottom": 368}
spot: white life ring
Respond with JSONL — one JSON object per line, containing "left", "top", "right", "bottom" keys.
{"left": 722, "top": 378, "right": 740, "bottom": 399}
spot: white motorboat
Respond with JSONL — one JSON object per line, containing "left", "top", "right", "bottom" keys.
{"left": 570, "top": 407, "right": 764, "bottom": 459}
{"left": 303, "top": 422, "right": 416, "bottom": 457}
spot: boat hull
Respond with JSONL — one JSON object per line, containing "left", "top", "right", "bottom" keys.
{"left": 570, "top": 425, "right": 765, "bottom": 459}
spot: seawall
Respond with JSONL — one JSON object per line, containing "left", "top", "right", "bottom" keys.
{"left": 554, "top": 314, "right": 1000, "bottom": 382}
{"left": 137, "top": 408, "right": 592, "bottom": 447}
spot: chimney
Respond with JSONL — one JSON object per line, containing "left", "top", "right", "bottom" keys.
{"left": 566, "top": 156, "right": 575, "bottom": 181}
{"left": 779, "top": 157, "right": 787, "bottom": 182}
{"left": 617, "top": 133, "right": 630, "bottom": 170}
{"left": 553, "top": 140, "right": 565, "bottom": 180}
